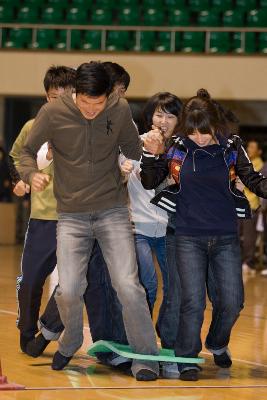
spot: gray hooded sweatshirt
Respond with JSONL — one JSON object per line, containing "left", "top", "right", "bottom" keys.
{"left": 18, "top": 91, "right": 142, "bottom": 213}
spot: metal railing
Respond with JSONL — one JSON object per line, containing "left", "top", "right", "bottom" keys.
{"left": 0, "top": 23, "right": 267, "bottom": 52}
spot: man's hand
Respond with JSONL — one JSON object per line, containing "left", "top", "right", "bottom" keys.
{"left": 120, "top": 159, "right": 134, "bottom": 175}
{"left": 143, "top": 129, "right": 165, "bottom": 155}
{"left": 13, "top": 180, "right": 31, "bottom": 197}
{"left": 31, "top": 173, "right": 50, "bottom": 192}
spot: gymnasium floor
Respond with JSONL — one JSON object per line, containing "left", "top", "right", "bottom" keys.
{"left": 0, "top": 244, "right": 267, "bottom": 400}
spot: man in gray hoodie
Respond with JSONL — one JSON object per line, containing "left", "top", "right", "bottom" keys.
{"left": 18, "top": 61, "right": 159, "bottom": 381}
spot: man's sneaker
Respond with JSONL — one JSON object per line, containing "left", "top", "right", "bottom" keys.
{"left": 178, "top": 363, "right": 201, "bottom": 381}
{"left": 51, "top": 351, "right": 72, "bottom": 370}
{"left": 213, "top": 349, "right": 232, "bottom": 368}
{"left": 161, "top": 362, "right": 180, "bottom": 379}
{"left": 20, "top": 334, "right": 34, "bottom": 353}
{"left": 26, "top": 333, "right": 50, "bottom": 358}
{"left": 96, "top": 352, "right": 132, "bottom": 375}
{"left": 136, "top": 369, "right": 157, "bottom": 381}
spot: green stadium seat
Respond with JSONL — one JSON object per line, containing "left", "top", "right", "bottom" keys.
{"left": 222, "top": 10, "right": 244, "bottom": 27}
{"left": 117, "top": 7, "right": 139, "bottom": 25}
{"left": 107, "top": 30, "right": 131, "bottom": 48}
{"left": 4, "top": 40, "right": 25, "bottom": 49}
{"left": 65, "top": 7, "right": 88, "bottom": 24}
{"left": 95, "top": 0, "right": 115, "bottom": 9}
{"left": 41, "top": 6, "right": 64, "bottom": 24}
{"left": 30, "top": 28, "right": 56, "bottom": 49}
{"left": 247, "top": 9, "right": 267, "bottom": 27}
{"left": 232, "top": 32, "right": 256, "bottom": 53}
{"left": 71, "top": 0, "right": 93, "bottom": 6}
{"left": 167, "top": 8, "right": 190, "bottom": 26}
{"left": 5, "top": 28, "right": 32, "bottom": 48}
{"left": 0, "top": 28, "right": 7, "bottom": 46}
{"left": 0, "top": 0, "right": 21, "bottom": 6}
{"left": 17, "top": 6, "right": 39, "bottom": 23}
{"left": 154, "top": 42, "right": 171, "bottom": 52}
{"left": 155, "top": 31, "right": 177, "bottom": 52}
{"left": 143, "top": 0, "right": 164, "bottom": 9}
{"left": 188, "top": 0, "right": 209, "bottom": 12}
{"left": 131, "top": 41, "right": 154, "bottom": 51}
{"left": 164, "top": 0, "right": 186, "bottom": 10}
{"left": 91, "top": 8, "right": 112, "bottom": 24}
{"left": 106, "top": 40, "right": 127, "bottom": 50}
{"left": 143, "top": 8, "right": 165, "bottom": 25}
{"left": 117, "top": 0, "right": 138, "bottom": 8}
{"left": 209, "top": 31, "right": 231, "bottom": 53}
{"left": 181, "top": 31, "right": 205, "bottom": 52}
{"left": 197, "top": 10, "right": 220, "bottom": 26}
{"left": 259, "top": 0, "right": 267, "bottom": 7}
{"left": 259, "top": 32, "right": 267, "bottom": 53}
{"left": 235, "top": 0, "right": 257, "bottom": 11}
{"left": 157, "top": 30, "right": 181, "bottom": 50}
{"left": 211, "top": 0, "right": 233, "bottom": 11}
{"left": 259, "top": 32, "right": 267, "bottom": 44}
{"left": 23, "top": 0, "right": 46, "bottom": 7}
{"left": 80, "top": 30, "right": 102, "bottom": 50}
{"left": 0, "top": 5, "right": 14, "bottom": 23}
{"left": 140, "top": 30, "right": 156, "bottom": 43}
{"left": 56, "top": 29, "right": 82, "bottom": 49}
{"left": 132, "top": 30, "right": 155, "bottom": 51}
{"left": 47, "top": 0, "right": 69, "bottom": 8}
{"left": 158, "top": 31, "right": 171, "bottom": 43}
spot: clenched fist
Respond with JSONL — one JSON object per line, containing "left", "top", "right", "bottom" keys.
{"left": 31, "top": 172, "right": 50, "bottom": 192}
{"left": 13, "top": 180, "right": 30, "bottom": 197}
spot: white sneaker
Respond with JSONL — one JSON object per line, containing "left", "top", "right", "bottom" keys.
{"left": 242, "top": 263, "right": 256, "bottom": 275}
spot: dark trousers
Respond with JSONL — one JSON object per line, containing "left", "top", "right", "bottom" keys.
{"left": 239, "top": 211, "right": 259, "bottom": 268}
{"left": 156, "top": 230, "right": 181, "bottom": 349}
{"left": 17, "top": 219, "right": 57, "bottom": 338}
{"left": 17, "top": 218, "right": 127, "bottom": 343}
{"left": 174, "top": 234, "right": 244, "bottom": 358}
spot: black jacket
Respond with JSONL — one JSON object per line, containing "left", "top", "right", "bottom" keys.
{"left": 140, "top": 135, "right": 267, "bottom": 219}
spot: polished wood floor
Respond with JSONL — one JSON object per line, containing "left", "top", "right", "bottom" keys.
{"left": 0, "top": 244, "right": 267, "bottom": 400}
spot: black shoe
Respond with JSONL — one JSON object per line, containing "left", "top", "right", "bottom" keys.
{"left": 20, "top": 334, "right": 34, "bottom": 353}
{"left": 51, "top": 351, "right": 72, "bottom": 370}
{"left": 180, "top": 368, "right": 199, "bottom": 381}
{"left": 213, "top": 351, "right": 232, "bottom": 368}
{"left": 136, "top": 369, "right": 158, "bottom": 381}
{"left": 25, "top": 333, "right": 50, "bottom": 358}
{"left": 113, "top": 361, "right": 132, "bottom": 376}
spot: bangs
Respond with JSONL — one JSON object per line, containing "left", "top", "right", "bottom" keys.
{"left": 157, "top": 100, "right": 180, "bottom": 117}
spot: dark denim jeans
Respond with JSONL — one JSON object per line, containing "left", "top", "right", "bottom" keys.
{"left": 174, "top": 234, "right": 244, "bottom": 358}
{"left": 156, "top": 229, "right": 181, "bottom": 349}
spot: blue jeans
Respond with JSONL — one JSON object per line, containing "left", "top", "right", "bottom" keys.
{"left": 55, "top": 207, "right": 159, "bottom": 376}
{"left": 156, "top": 228, "right": 181, "bottom": 349}
{"left": 174, "top": 234, "right": 244, "bottom": 357}
{"left": 134, "top": 234, "right": 168, "bottom": 311}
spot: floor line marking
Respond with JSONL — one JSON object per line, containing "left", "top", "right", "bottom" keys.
{"left": 23, "top": 384, "right": 267, "bottom": 391}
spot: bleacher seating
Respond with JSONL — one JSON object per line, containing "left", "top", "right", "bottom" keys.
{"left": 0, "top": 0, "right": 266, "bottom": 54}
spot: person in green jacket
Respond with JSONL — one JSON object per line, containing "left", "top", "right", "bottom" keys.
{"left": 9, "top": 65, "right": 76, "bottom": 356}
